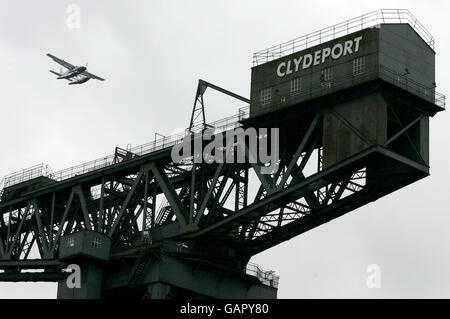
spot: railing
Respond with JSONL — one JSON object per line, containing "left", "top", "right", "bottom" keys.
{"left": 248, "top": 63, "right": 445, "bottom": 116}
{"left": 253, "top": 9, "right": 435, "bottom": 66}
{"left": 379, "top": 65, "right": 445, "bottom": 107}
{"left": 3, "top": 164, "right": 53, "bottom": 188}
{"left": 0, "top": 63, "right": 444, "bottom": 194}
{"left": 246, "top": 262, "right": 280, "bottom": 289}
{"left": 0, "top": 110, "right": 249, "bottom": 193}
{"left": 126, "top": 113, "right": 244, "bottom": 159}
{"left": 238, "top": 105, "right": 250, "bottom": 121}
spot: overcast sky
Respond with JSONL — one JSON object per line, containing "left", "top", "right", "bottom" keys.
{"left": 1, "top": 0, "right": 450, "bottom": 298}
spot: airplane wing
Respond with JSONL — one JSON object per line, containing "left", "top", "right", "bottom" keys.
{"left": 82, "top": 71, "right": 105, "bottom": 81}
{"left": 46, "top": 53, "right": 75, "bottom": 70}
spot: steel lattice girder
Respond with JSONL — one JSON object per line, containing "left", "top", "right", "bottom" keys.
{"left": 0, "top": 104, "right": 431, "bottom": 276}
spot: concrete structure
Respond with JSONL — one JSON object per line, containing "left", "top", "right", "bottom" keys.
{"left": 250, "top": 20, "right": 440, "bottom": 169}
{"left": 250, "top": 24, "right": 436, "bottom": 118}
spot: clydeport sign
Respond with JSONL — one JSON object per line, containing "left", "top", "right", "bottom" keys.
{"left": 276, "top": 35, "right": 363, "bottom": 78}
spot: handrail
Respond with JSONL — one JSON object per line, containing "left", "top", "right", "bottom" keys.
{"left": 246, "top": 262, "right": 280, "bottom": 289}
{"left": 0, "top": 111, "right": 248, "bottom": 192}
{"left": 253, "top": 9, "right": 435, "bottom": 66}
{"left": 2, "top": 163, "right": 53, "bottom": 188}
{"left": 0, "top": 64, "right": 444, "bottom": 194}
{"left": 245, "top": 63, "right": 445, "bottom": 117}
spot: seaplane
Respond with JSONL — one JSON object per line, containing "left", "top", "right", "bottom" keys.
{"left": 47, "top": 53, "right": 105, "bottom": 85}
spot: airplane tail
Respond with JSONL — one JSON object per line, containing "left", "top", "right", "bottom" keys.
{"left": 49, "top": 70, "right": 61, "bottom": 76}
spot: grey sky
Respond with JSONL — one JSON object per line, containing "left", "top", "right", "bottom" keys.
{"left": 1, "top": 0, "right": 450, "bottom": 298}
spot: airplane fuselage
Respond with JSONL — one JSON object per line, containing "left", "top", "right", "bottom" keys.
{"left": 58, "top": 66, "right": 86, "bottom": 79}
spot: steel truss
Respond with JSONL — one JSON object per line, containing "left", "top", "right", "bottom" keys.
{"left": 0, "top": 82, "right": 436, "bottom": 294}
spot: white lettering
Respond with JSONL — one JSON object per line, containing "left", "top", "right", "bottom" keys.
{"left": 286, "top": 60, "right": 293, "bottom": 75}
{"left": 313, "top": 50, "right": 321, "bottom": 66}
{"left": 66, "top": 4, "right": 81, "bottom": 29}
{"left": 275, "top": 36, "right": 363, "bottom": 77}
{"left": 321, "top": 47, "right": 331, "bottom": 63}
{"left": 331, "top": 43, "right": 343, "bottom": 59}
{"left": 180, "top": 303, "right": 215, "bottom": 317}
{"left": 366, "top": 264, "right": 381, "bottom": 289}
{"left": 293, "top": 56, "right": 303, "bottom": 72}
{"left": 303, "top": 54, "right": 313, "bottom": 69}
{"left": 66, "top": 264, "right": 81, "bottom": 289}
{"left": 343, "top": 40, "right": 353, "bottom": 56}
{"left": 354, "top": 36, "right": 363, "bottom": 52}
{"left": 277, "top": 62, "right": 286, "bottom": 77}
